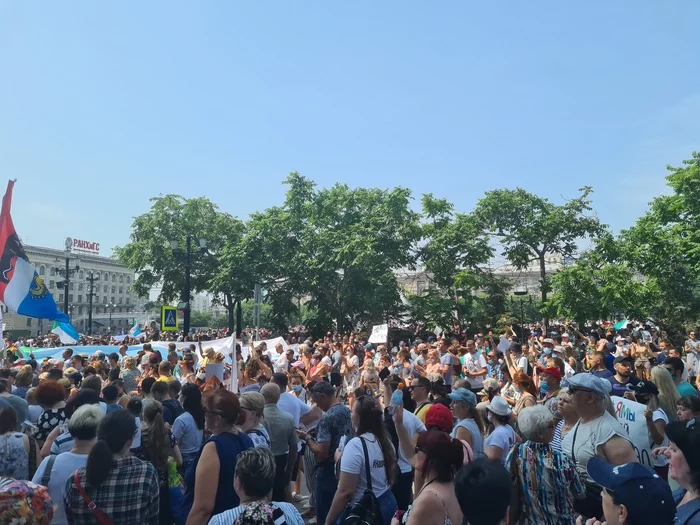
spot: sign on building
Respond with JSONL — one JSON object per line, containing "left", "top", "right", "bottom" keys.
{"left": 70, "top": 238, "right": 100, "bottom": 255}
{"left": 161, "top": 306, "right": 179, "bottom": 332}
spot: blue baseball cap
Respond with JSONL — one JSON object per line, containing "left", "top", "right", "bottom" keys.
{"left": 447, "top": 388, "right": 477, "bottom": 407}
{"left": 587, "top": 458, "right": 675, "bottom": 525}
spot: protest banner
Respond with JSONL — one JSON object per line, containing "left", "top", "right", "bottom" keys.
{"left": 611, "top": 395, "right": 653, "bottom": 467}
{"left": 369, "top": 324, "right": 388, "bottom": 344}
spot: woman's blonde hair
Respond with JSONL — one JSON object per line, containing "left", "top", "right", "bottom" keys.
{"left": 651, "top": 366, "right": 681, "bottom": 420}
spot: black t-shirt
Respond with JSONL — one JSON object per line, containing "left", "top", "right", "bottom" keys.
{"left": 608, "top": 374, "right": 640, "bottom": 397}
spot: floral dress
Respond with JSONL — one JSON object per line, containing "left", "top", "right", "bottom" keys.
{"left": 34, "top": 407, "right": 67, "bottom": 442}
{"left": 0, "top": 433, "right": 29, "bottom": 480}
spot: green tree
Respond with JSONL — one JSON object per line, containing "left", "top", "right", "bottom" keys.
{"left": 115, "top": 195, "right": 248, "bottom": 333}
{"left": 621, "top": 153, "right": 700, "bottom": 326}
{"left": 546, "top": 235, "right": 658, "bottom": 325}
{"left": 475, "top": 187, "right": 604, "bottom": 303}
{"left": 406, "top": 194, "right": 494, "bottom": 330}
{"left": 245, "top": 173, "right": 421, "bottom": 333}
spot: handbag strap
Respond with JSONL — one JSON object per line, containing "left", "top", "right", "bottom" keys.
{"left": 73, "top": 471, "right": 115, "bottom": 525}
{"left": 41, "top": 455, "right": 57, "bottom": 487}
{"left": 570, "top": 421, "right": 581, "bottom": 464}
{"left": 359, "top": 436, "right": 373, "bottom": 493}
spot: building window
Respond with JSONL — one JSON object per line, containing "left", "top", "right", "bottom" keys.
{"left": 119, "top": 274, "right": 123, "bottom": 283}
{"left": 49, "top": 280, "right": 54, "bottom": 289}
{"left": 126, "top": 276, "right": 130, "bottom": 284}
{"left": 112, "top": 274, "right": 116, "bottom": 282}
{"left": 26, "top": 318, "right": 32, "bottom": 327}
{"left": 118, "top": 287, "right": 122, "bottom": 294}
{"left": 118, "top": 297, "right": 123, "bottom": 304}
{"left": 78, "top": 270, "right": 84, "bottom": 279}
{"left": 69, "top": 294, "right": 73, "bottom": 302}
{"left": 78, "top": 306, "right": 83, "bottom": 314}
{"left": 59, "top": 294, "right": 64, "bottom": 303}
{"left": 39, "top": 265, "right": 45, "bottom": 276}
{"left": 103, "top": 296, "right": 107, "bottom": 303}
{"left": 69, "top": 282, "right": 74, "bottom": 290}
{"left": 111, "top": 286, "right": 115, "bottom": 294}
{"left": 126, "top": 297, "right": 130, "bottom": 305}
{"left": 111, "top": 296, "right": 115, "bottom": 303}
{"left": 50, "top": 267, "right": 55, "bottom": 276}
{"left": 78, "top": 283, "right": 83, "bottom": 291}
{"left": 78, "top": 295, "right": 83, "bottom": 303}
{"left": 103, "top": 285, "right": 107, "bottom": 293}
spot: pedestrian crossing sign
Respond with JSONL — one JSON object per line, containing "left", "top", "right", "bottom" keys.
{"left": 161, "top": 306, "right": 179, "bottom": 331}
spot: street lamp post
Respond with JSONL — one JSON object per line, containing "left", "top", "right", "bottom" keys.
{"left": 170, "top": 236, "right": 207, "bottom": 337}
{"left": 56, "top": 237, "right": 80, "bottom": 316}
{"left": 105, "top": 303, "right": 115, "bottom": 334}
{"left": 86, "top": 271, "right": 99, "bottom": 335}
{"left": 514, "top": 286, "right": 528, "bottom": 341}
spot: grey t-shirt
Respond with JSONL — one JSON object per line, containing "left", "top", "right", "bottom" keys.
{"left": 561, "top": 412, "right": 631, "bottom": 484}
{"left": 440, "top": 352, "right": 454, "bottom": 386}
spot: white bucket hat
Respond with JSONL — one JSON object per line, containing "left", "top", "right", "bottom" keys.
{"left": 486, "top": 396, "right": 512, "bottom": 417}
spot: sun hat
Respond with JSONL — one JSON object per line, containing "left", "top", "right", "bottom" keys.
{"left": 478, "top": 378, "right": 499, "bottom": 396}
{"left": 447, "top": 388, "right": 477, "bottom": 407}
{"left": 486, "top": 396, "right": 512, "bottom": 417}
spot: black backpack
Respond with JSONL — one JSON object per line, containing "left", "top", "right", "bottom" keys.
{"left": 343, "top": 437, "right": 383, "bottom": 525}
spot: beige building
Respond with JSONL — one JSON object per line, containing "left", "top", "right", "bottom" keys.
{"left": 396, "top": 255, "right": 566, "bottom": 299}
{"left": 2, "top": 244, "right": 142, "bottom": 337}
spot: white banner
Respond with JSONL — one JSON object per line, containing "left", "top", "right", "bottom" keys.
{"left": 369, "top": 324, "right": 388, "bottom": 344}
{"left": 611, "top": 396, "right": 653, "bottom": 467}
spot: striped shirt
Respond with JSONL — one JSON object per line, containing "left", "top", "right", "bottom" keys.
{"left": 505, "top": 441, "right": 584, "bottom": 525}
{"left": 551, "top": 420, "right": 563, "bottom": 452}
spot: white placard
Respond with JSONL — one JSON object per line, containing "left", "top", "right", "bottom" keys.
{"left": 497, "top": 336, "right": 511, "bottom": 353}
{"left": 611, "top": 396, "right": 653, "bottom": 467}
{"left": 368, "top": 324, "right": 388, "bottom": 344}
{"left": 206, "top": 363, "right": 225, "bottom": 382}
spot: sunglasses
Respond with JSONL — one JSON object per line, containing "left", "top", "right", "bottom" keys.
{"left": 568, "top": 387, "right": 594, "bottom": 395}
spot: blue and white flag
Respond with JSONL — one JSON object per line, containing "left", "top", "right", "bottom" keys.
{"left": 129, "top": 320, "right": 142, "bottom": 337}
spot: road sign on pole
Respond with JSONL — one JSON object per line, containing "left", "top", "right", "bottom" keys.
{"left": 161, "top": 306, "right": 179, "bottom": 331}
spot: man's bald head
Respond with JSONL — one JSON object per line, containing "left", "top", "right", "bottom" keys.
{"left": 261, "top": 382, "right": 281, "bottom": 405}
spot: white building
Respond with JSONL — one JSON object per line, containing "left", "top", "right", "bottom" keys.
{"left": 3, "top": 244, "right": 142, "bottom": 337}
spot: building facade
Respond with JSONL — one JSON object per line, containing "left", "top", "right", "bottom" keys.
{"left": 3, "top": 244, "right": 142, "bottom": 337}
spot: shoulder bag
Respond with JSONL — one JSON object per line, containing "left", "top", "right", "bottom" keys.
{"left": 343, "top": 437, "right": 383, "bottom": 525}
{"left": 73, "top": 471, "right": 115, "bottom": 525}
{"left": 40, "top": 455, "right": 57, "bottom": 486}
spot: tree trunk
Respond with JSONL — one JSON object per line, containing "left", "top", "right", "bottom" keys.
{"left": 226, "top": 293, "right": 234, "bottom": 334}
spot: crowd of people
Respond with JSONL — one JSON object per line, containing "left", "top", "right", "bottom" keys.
{"left": 0, "top": 322, "right": 699, "bottom": 524}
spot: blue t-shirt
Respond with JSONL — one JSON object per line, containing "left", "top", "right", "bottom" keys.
{"left": 592, "top": 369, "right": 614, "bottom": 380}
{"left": 678, "top": 381, "right": 698, "bottom": 398}
{"left": 673, "top": 488, "right": 700, "bottom": 524}
{"left": 607, "top": 375, "right": 640, "bottom": 398}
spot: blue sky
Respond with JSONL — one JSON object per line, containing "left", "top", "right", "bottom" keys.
{"left": 1, "top": 2, "right": 699, "bottom": 257}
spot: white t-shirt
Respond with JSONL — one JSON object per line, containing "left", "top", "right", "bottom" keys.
{"left": 32, "top": 452, "right": 89, "bottom": 525}
{"left": 340, "top": 433, "right": 392, "bottom": 504}
{"left": 397, "top": 409, "right": 426, "bottom": 473}
{"left": 278, "top": 392, "right": 312, "bottom": 452}
{"left": 344, "top": 355, "right": 361, "bottom": 391}
{"left": 561, "top": 412, "right": 631, "bottom": 484}
{"left": 462, "top": 352, "right": 488, "bottom": 389}
{"left": 484, "top": 425, "right": 517, "bottom": 464}
{"left": 274, "top": 354, "right": 289, "bottom": 374}
{"left": 515, "top": 355, "right": 529, "bottom": 372}
{"left": 651, "top": 409, "right": 670, "bottom": 467}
